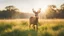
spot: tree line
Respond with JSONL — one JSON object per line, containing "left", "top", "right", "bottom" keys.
{"left": 45, "top": 4, "right": 64, "bottom": 19}
{"left": 0, "top": 6, "right": 33, "bottom": 19}
{"left": 0, "top": 3, "right": 64, "bottom": 19}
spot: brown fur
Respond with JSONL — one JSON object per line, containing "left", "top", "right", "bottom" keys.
{"left": 29, "top": 8, "right": 41, "bottom": 30}
{"left": 29, "top": 16, "right": 38, "bottom": 30}
{"left": 30, "top": 17, "right": 38, "bottom": 25}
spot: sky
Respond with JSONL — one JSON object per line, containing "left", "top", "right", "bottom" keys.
{"left": 0, "top": 0, "right": 64, "bottom": 13}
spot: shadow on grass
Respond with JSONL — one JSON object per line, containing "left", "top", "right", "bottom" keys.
{"left": 1, "top": 29, "right": 37, "bottom": 36}
{"left": 21, "top": 21, "right": 28, "bottom": 26}
{"left": 58, "top": 29, "right": 64, "bottom": 36}
{"left": 0, "top": 22, "right": 13, "bottom": 33}
{"left": 40, "top": 31, "right": 53, "bottom": 36}
{"left": 52, "top": 24, "right": 64, "bottom": 31}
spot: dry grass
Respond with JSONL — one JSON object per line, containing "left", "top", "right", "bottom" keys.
{"left": 0, "top": 19, "right": 64, "bottom": 36}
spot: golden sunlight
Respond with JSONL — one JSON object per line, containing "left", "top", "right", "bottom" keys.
{"left": 16, "top": 0, "right": 48, "bottom": 13}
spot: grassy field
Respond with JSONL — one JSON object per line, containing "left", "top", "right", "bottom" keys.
{"left": 0, "top": 19, "right": 64, "bottom": 36}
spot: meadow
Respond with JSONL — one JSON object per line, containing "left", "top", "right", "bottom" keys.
{"left": 0, "top": 19, "right": 64, "bottom": 36}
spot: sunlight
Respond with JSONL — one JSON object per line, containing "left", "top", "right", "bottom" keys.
{"left": 33, "top": 0, "right": 48, "bottom": 13}
{"left": 32, "top": 8, "right": 40, "bottom": 12}
{"left": 33, "top": 6, "right": 47, "bottom": 13}
{"left": 0, "top": 0, "right": 64, "bottom": 13}
{"left": 12, "top": 0, "right": 64, "bottom": 13}
{"left": 17, "top": 6, "right": 47, "bottom": 13}
{"left": 15, "top": 0, "right": 48, "bottom": 13}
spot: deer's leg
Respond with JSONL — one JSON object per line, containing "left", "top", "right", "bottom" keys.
{"left": 33, "top": 24, "right": 35, "bottom": 30}
{"left": 29, "top": 24, "right": 31, "bottom": 29}
{"left": 36, "top": 24, "right": 38, "bottom": 31}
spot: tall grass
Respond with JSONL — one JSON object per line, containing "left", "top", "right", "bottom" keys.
{"left": 0, "top": 19, "right": 64, "bottom": 36}
{"left": 0, "top": 22, "right": 13, "bottom": 33}
{"left": 58, "top": 29, "right": 64, "bottom": 36}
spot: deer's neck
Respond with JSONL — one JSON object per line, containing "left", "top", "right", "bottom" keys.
{"left": 35, "top": 16, "right": 38, "bottom": 20}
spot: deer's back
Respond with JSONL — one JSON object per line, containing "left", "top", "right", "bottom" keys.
{"left": 30, "top": 16, "right": 38, "bottom": 25}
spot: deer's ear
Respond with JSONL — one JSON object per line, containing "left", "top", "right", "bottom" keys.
{"left": 32, "top": 8, "right": 36, "bottom": 13}
{"left": 37, "top": 8, "right": 41, "bottom": 13}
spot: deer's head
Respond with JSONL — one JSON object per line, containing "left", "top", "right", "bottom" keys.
{"left": 32, "top": 8, "right": 41, "bottom": 17}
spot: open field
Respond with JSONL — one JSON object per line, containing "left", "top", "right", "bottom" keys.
{"left": 0, "top": 19, "right": 64, "bottom": 36}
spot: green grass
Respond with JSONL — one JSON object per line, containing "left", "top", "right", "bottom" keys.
{"left": 0, "top": 22, "right": 13, "bottom": 33}
{"left": 58, "top": 29, "right": 64, "bottom": 36}
{"left": 52, "top": 24, "right": 64, "bottom": 31}
{"left": 0, "top": 19, "right": 64, "bottom": 36}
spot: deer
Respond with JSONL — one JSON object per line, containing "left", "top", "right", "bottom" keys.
{"left": 29, "top": 8, "right": 41, "bottom": 30}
